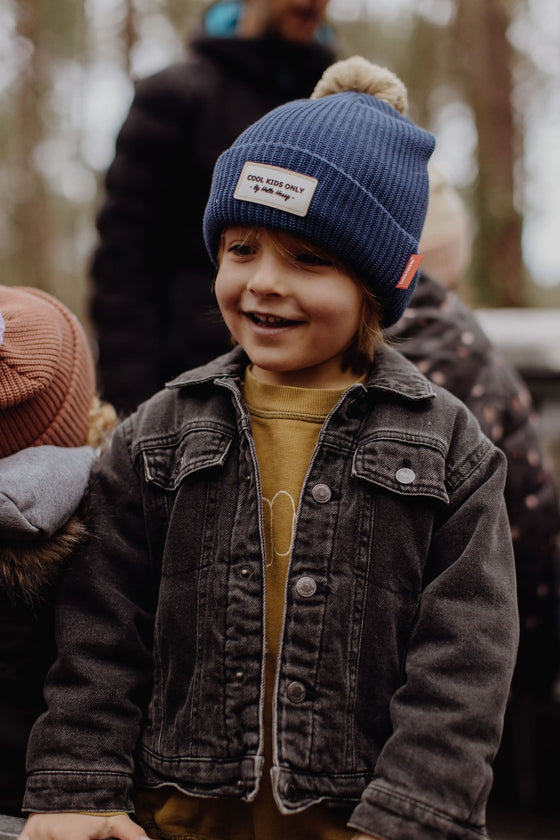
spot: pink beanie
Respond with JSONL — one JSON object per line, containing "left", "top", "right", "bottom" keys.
{"left": 0, "top": 286, "right": 96, "bottom": 457}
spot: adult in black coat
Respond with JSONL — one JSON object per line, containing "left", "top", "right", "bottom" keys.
{"left": 90, "top": 0, "right": 335, "bottom": 414}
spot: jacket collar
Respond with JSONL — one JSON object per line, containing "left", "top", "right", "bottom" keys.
{"left": 189, "top": 31, "right": 336, "bottom": 101}
{"left": 166, "top": 344, "right": 435, "bottom": 403}
{"left": 364, "top": 343, "right": 436, "bottom": 401}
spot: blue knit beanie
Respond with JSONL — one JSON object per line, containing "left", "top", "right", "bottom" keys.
{"left": 203, "top": 57, "right": 436, "bottom": 327}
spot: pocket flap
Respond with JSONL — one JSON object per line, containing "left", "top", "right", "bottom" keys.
{"left": 141, "top": 429, "right": 233, "bottom": 490}
{"left": 353, "top": 433, "right": 449, "bottom": 502}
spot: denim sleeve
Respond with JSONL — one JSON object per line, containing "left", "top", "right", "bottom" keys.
{"left": 349, "top": 444, "right": 520, "bottom": 840}
{"left": 23, "top": 419, "right": 155, "bottom": 813}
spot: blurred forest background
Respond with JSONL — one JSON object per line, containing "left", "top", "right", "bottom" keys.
{"left": 2, "top": 0, "right": 560, "bottom": 327}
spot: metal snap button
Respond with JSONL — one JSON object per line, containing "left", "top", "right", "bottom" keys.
{"left": 346, "top": 399, "right": 362, "bottom": 419}
{"left": 234, "top": 670, "right": 245, "bottom": 682}
{"left": 312, "top": 483, "right": 331, "bottom": 503}
{"left": 286, "top": 681, "right": 306, "bottom": 703}
{"left": 395, "top": 467, "right": 416, "bottom": 485}
{"left": 284, "top": 782, "right": 296, "bottom": 799}
{"left": 295, "top": 576, "right": 317, "bottom": 598}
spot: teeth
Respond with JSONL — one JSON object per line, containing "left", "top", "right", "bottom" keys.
{"left": 253, "top": 313, "right": 289, "bottom": 325}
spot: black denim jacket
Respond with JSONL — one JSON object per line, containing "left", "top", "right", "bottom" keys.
{"left": 24, "top": 345, "right": 519, "bottom": 840}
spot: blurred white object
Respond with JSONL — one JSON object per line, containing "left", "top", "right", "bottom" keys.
{"left": 475, "top": 308, "right": 560, "bottom": 373}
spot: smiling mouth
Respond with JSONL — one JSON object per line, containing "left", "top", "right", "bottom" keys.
{"left": 246, "top": 312, "right": 302, "bottom": 327}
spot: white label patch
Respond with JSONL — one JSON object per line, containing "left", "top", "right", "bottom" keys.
{"left": 234, "top": 162, "right": 318, "bottom": 217}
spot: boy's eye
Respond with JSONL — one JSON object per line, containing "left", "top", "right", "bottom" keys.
{"left": 296, "top": 252, "right": 333, "bottom": 267}
{"left": 228, "top": 243, "right": 254, "bottom": 257}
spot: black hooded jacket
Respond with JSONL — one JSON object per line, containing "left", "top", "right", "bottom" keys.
{"left": 90, "top": 27, "right": 336, "bottom": 413}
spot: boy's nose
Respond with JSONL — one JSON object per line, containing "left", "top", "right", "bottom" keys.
{"left": 246, "top": 258, "right": 284, "bottom": 296}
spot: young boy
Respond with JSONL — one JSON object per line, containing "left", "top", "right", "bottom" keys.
{"left": 20, "top": 58, "right": 518, "bottom": 840}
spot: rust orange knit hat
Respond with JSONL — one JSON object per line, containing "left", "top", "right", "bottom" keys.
{"left": 0, "top": 286, "right": 96, "bottom": 457}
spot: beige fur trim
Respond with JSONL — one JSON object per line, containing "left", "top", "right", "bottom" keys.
{"left": 0, "top": 516, "right": 87, "bottom": 605}
{"left": 86, "top": 396, "right": 118, "bottom": 451}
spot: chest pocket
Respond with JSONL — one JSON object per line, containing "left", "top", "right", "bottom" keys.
{"left": 352, "top": 431, "right": 449, "bottom": 503}
{"left": 140, "top": 428, "right": 233, "bottom": 491}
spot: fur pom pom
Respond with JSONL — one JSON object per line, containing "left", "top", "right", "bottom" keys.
{"left": 311, "top": 56, "right": 408, "bottom": 116}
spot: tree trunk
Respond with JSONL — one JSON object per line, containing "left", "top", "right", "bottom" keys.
{"left": 453, "top": 0, "right": 526, "bottom": 307}
{"left": 13, "top": 0, "right": 51, "bottom": 290}
{"left": 122, "top": 0, "right": 138, "bottom": 76}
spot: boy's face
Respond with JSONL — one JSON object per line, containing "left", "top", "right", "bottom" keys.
{"left": 215, "top": 227, "right": 364, "bottom": 389}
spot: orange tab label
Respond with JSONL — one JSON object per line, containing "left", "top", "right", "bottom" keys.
{"left": 396, "top": 254, "right": 424, "bottom": 289}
